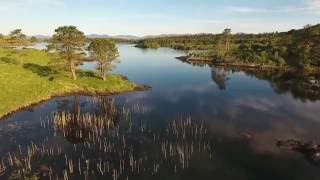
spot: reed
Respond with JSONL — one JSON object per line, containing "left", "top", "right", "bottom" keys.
{"left": 1, "top": 97, "right": 213, "bottom": 179}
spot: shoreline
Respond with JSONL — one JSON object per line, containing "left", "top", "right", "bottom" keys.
{"left": 176, "top": 56, "right": 289, "bottom": 70}
{"left": 177, "top": 55, "right": 320, "bottom": 73}
{"left": 0, "top": 84, "right": 151, "bottom": 120}
{"left": 0, "top": 48, "right": 152, "bottom": 120}
{"left": 176, "top": 56, "right": 320, "bottom": 91}
{"left": 176, "top": 56, "right": 213, "bottom": 63}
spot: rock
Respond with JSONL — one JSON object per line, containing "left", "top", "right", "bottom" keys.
{"left": 134, "top": 85, "right": 152, "bottom": 91}
{"left": 277, "top": 139, "right": 320, "bottom": 164}
{"left": 312, "top": 153, "right": 320, "bottom": 161}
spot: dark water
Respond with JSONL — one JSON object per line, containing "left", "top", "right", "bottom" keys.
{"left": 1, "top": 44, "right": 320, "bottom": 179}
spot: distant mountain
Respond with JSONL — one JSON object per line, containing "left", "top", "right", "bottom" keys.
{"left": 86, "top": 34, "right": 111, "bottom": 39}
{"left": 112, "top": 35, "right": 141, "bottom": 40}
{"left": 142, "top": 34, "right": 189, "bottom": 39}
{"left": 86, "top": 34, "right": 140, "bottom": 40}
{"left": 33, "top": 35, "right": 52, "bottom": 39}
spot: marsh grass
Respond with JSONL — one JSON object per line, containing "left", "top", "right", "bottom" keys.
{"left": 1, "top": 97, "right": 213, "bottom": 179}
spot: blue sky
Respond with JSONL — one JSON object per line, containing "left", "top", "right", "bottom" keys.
{"left": 0, "top": 0, "right": 319, "bottom": 36}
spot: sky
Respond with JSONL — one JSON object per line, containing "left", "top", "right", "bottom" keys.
{"left": 0, "top": 0, "right": 319, "bottom": 36}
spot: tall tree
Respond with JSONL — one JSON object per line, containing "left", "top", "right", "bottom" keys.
{"left": 50, "top": 26, "right": 86, "bottom": 80}
{"left": 6, "top": 29, "right": 28, "bottom": 46}
{"left": 223, "top": 28, "right": 232, "bottom": 52}
{"left": 0, "top": 34, "right": 4, "bottom": 46}
{"left": 88, "top": 39, "right": 119, "bottom": 81}
{"left": 9, "top": 29, "right": 26, "bottom": 39}
{"left": 30, "top": 36, "right": 38, "bottom": 43}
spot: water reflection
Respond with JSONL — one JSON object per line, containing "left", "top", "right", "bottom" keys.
{"left": 0, "top": 96, "right": 213, "bottom": 179}
{"left": 211, "top": 67, "right": 230, "bottom": 90}
{"left": 242, "top": 69, "right": 320, "bottom": 102}
{"left": 1, "top": 45, "right": 320, "bottom": 179}
{"left": 179, "top": 59, "right": 320, "bottom": 101}
{"left": 54, "top": 96, "right": 120, "bottom": 144}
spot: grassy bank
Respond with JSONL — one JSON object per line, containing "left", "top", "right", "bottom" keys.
{"left": 0, "top": 48, "right": 140, "bottom": 119}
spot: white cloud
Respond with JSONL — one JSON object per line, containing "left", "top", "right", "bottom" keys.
{"left": 281, "top": 0, "right": 320, "bottom": 13}
{"left": 305, "top": 0, "right": 320, "bottom": 13}
{"left": 227, "top": 0, "right": 320, "bottom": 14}
{"left": 306, "top": 0, "right": 320, "bottom": 9}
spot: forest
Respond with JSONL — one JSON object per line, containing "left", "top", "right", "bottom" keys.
{"left": 136, "top": 24, "right": 320, "bottom": 70}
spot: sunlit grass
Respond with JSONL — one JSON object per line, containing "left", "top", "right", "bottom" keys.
{"left": 0, "top": 48, "right": 137, "bottom": 118}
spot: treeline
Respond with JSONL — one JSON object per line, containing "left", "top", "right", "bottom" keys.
{"left": 0, "top": 29, "right": 38, "bottom": 47}
{"left": 136, "top": 24, "right": 320, "bottom": 70}
{"left": 86, "top": 38, "right": 135, "bottom": 44}
{"left": 135, "top": 34, "right": 217, "bottom": 50}
{"left": 229, "top": 24, "right": 320, "bottom": 69}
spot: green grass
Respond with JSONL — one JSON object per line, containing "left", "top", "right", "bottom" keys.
{"left": 0, "top": 48, "right": 138, "bottom": 118}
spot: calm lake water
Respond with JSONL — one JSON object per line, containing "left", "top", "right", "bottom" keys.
{"left": 1, "top": 44, "right": 320, "bottom": 179}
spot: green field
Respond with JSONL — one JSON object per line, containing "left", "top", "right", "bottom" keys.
{"left": 0, "top": 48, "right": 138, "bottom": 118}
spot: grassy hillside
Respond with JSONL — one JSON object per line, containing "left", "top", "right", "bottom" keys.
{"left": 0, "top": 48, "right": 138, "bottom": 118}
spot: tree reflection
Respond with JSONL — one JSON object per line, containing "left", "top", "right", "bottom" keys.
{"left": 53, "top": 96, "right": 120, "bottom": 144}
{"left": 211, "top": 66, "right": 230, "bottom": 90}
{"left": 217, "top": 66, "right": 320, "bottom": 101}
{"left": 241, "top": 69, "right": 320, "bottom": 102}
{"left": 178, "top": 58, "right": 320, "bottom": 101}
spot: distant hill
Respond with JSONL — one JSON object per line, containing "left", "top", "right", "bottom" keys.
{"left": 33, "top": 35, "right": 52, "bottom": 39}
{"left": 113, "top": 35, "right": 141, "bottom": 40}
{"left": 86, "top": 34, "right": 140, "bottom": 40}
{"left": 86, "top": 34, "right": 111, "bottom": 39}
{"left": 142, "top": 34, "right": 190, "bottom": 39}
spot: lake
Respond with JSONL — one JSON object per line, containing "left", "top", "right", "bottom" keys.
{"left": 1, "top": 44, "right": 320, "bottom": 179}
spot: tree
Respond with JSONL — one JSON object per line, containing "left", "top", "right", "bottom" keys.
{"left": 311, "top": 38, "right": 320, "bottom": 66}
{"left": 9, "top": 29, "right": 26, "bottom": 39}
{"left": 88, "top": 39, "right": 119, "bottom": 81}
{"left": 6, "top": 29, "right": 28, "bottom": 46}
{"left": 50, "top": 26, "right": 86, "bottom": 80}
{"left": 30, "top": 36, "right": 38, "bottom": 43}
{"left": 304, "top": 24, "right": 312, "bottom": 29}
{"left": 0, "top": 34, "right": 4, "bottom": 46}
{"left": 223, "top": 28, "right": 232, "bottom": 52}
{"left": 211, "top": 67, "right": 230, "bottom": 90}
